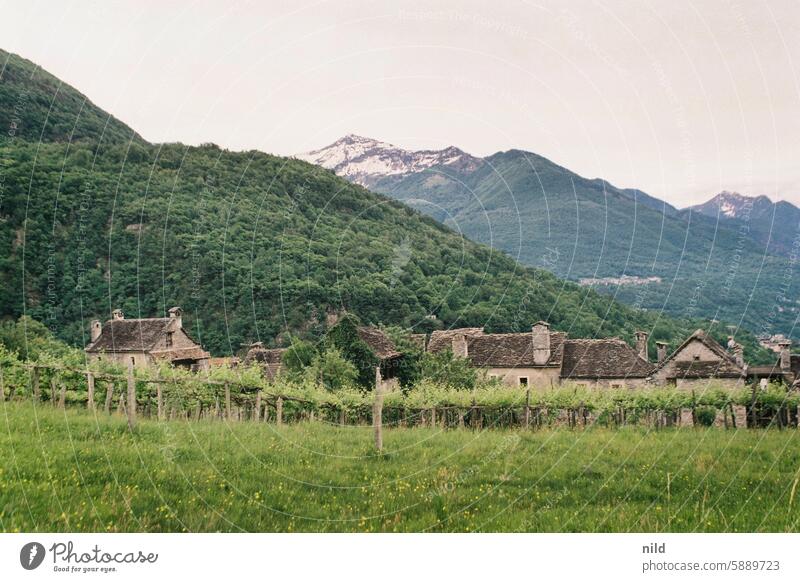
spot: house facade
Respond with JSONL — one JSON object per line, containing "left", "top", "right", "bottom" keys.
{"left": 243, "top": 343, "right": 286, "bottom": 380}
{"left": 427, "top": 322, "right": 653, "bottom": 388}
{"left": 650, "top": 329, "right": 746, "bottom": 390}
{"left": 85, "top": 307, "right": 210, "bottom": 371}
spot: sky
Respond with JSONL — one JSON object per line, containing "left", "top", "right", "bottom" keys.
{"left": 2, "top": 0, "right": 799, "bottom": 207}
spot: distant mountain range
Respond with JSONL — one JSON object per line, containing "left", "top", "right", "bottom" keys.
{"left": 4, "top": 47, "right": 752, "bottom": 360}
{"left": 300, "top": 137, "right": 800, "bottom": 339}
{"left": 298, "top": 134, "right": 482, "bottom": 190}
{"left": 688, "top": 191, "right": 800, "bottom": 257}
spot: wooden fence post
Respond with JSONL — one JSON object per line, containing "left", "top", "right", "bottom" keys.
{"left": 373, "top": 368, "right": 385, "bottom": 452}
{"left": 225, "top": 382, "right": 231, "bottom": 421}
{"left": 86, "top": 372, "right": 95, "bottom": 411}
{"left": 32, "top": 367, "right": 40, "bottom": 402}
{"left": 58, "top": 382, "right": 66, "bottom": 409}
{"left": 254, "top": 391, "right": 262, "bottom": 422}
{"left": 0, "top": 365, "right": 5, "bottom": 401}
{"left": 157, "top": 383, "right": 164, "bottom": 421}
{"left": 126, "top": 360, "right": 136, "bottom": 430}
{"left": 524, "top": 388, "right": 531, "bottom": 428}
{"left": 276, "top": 397, "right": 283, "bottom": 426}
{"left": 104, "top": 383, "right": 114, "bottom": 414}
{"left": 50, "top": 375, "right": 57, "bottom": 405}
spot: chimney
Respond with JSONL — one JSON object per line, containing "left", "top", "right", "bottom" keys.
{"left": 532, "top": 321, "right": 551, "bottom": 365}
{"left": 168, "top": 306, "right": 183, "bottom": 329}
{"left": 90, "top": 320, "right": 102, "bottom": 342}
{"left": 733, "top": 343, "right": 744, "bottom": 368}
{"left": 112, "top": 309, "right": 124, "bottom": 320}
{"left": 451, "top": 333, "right": 468, "bottom": 358}
{"left": 635, "top": 331, "right": 649, "bottom": 361}
{"left": 779, "top": 340, "right": 791, "bottom": 372}
{"left": 656, "top": 341, "right": 668, "bottom": 363}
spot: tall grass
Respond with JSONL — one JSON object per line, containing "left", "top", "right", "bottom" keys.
{"left": 1, "top": 402, "right": 799, "bottom": 532}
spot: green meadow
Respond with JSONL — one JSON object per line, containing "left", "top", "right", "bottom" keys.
{"left": 1, "top": 402, "right": 799, "bottom": 532}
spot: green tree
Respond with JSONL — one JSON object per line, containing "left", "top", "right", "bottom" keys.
{"left": 418, "top": 349, "right": 478, "bottom": 390}
{"left": 324, "top": 314, "right": 379, "bottom": 389}
{"left": 281, "top": 338, "right": 318, "bottom": 379}
{"left": 306, "top": 347, "right": 358, "bottom": 391}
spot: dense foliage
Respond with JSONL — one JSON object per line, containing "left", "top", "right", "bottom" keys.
{"left": 0, "top": 49, "right": 143, "bottom": 145}
{"left": 376, "top": 149, "right": 800, "bottom": 343}
{"left": 0, "top": 47, "right": 775, "bottom": 363}
{"left": 0, "top": 139, "right": 774, "bottom": 361}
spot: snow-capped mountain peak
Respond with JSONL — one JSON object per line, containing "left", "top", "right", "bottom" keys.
{"left": 690, "top": 191, "right": 775, "bottom": 219}
{"left": 296, "top": 135, "right": 482, "bottom": 188}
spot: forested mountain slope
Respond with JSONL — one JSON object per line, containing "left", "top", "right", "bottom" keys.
{"left": 0, "top": 49, "right": 773, "bottom": 361}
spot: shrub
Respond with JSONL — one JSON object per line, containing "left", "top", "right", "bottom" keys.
{"left": 695, "top": 406, "right": 717, "bottom": 427}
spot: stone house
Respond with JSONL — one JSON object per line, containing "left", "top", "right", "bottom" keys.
{"left": 85, "top": 307, "right": 210, "bottom": 371}
{"left": 747, "top": 340, "right": 797, "bottom": 388}
{"left": 428, "top": 322, "right": 653, "bottom": 388}
{"left": 243, "top": 343, "right": 286, "bottom": 380}
{"left": 649, "top": 329, "right": 746, "bottom": 390}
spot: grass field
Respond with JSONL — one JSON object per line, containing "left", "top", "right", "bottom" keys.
{"left": 1, "top": 402, "right": 799, "bottom": 532}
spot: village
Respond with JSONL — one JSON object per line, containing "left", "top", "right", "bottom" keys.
{"left": 84, "top": 306, "right": 799, "bottom": 394}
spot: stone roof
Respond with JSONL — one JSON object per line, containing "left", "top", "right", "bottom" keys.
{"left": 670, "top": 360, "right": 745, "bottom": 379}
{"left": 653, "top": 329, "right": 746, "bottom": 378}
{"left": 357, "top": 327, "right": 402, "bottom": 360}
{"left": 465, "top": 332, "right": 566, "bottom": 368}
{"left": 86, "top": 318, "right": 179, "bottom": 353}
{"left": 561, "top": 338, "right": 654, "bottom": 379}
{"left": 150, "top": 346, "right": 210, "bottom": 362}
{"left": 427, "top": 328, "right": 485, "bottom": 353}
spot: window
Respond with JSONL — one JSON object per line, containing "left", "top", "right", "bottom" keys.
{"left": 166, "top": 332, "right": 174, "bottom": 348}
{"left": 693, "top": 355, "right": 700, "bottom": 361}
{"left": 610, "top": 383, "right": 622, "bottom": 389}
{"left": 130, "top": 356, "right": 135, "bottom": 366}
{"left": 518, "top": 376, "right": 529, "bottom": 386}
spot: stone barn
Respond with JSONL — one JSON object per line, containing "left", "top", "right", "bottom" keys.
{"left": 243, "top": 343, "right": 287, "bottom": 380}
{"left": 427, "top": 322, "right": 653, "bottom": 389}
{"left": 86, "top": 307, "right": 210, "bottom": 371}
{"left": 649, "top": 329, "right": 746, "bottom": 390}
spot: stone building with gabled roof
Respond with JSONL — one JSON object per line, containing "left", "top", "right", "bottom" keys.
{"left": 85, "top": 307, "right": 210, "bottom": 371}
{"left": 427, "top": 322, "right": 654, "bottom": 388}
{"left": 243, "top": 343, "right": 287, "bottom": 380}
{"left": 649, "top": 329, "right": 746, "bottom": 389}
{"left": 561, "top": 338, "right": 654, "bottom": 386}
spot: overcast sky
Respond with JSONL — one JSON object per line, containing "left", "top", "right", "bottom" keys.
{"left": 2, "top": 0, "right": 799, "bottom": 207}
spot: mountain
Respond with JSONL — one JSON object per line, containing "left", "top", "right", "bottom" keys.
{"left": 688, "top": 191, "right": 800, "bottom": 257}
{"left": 297, "top": 134, "right": 482, "bottom": 190}
{"left": 302, "top": 137, "right": 800, "bottom": 340}
{"left": 0, "top": 48, "right": 143, "bottom": 145}
{"left": 2, "top": 49, "right": 762, "bottom": 361}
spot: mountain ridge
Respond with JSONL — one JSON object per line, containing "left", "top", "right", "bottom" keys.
{"left": 0, "top": 48, "right": 144, "bottom": 145}
{"left": 301, "top": 135, "right": 800, "bottom": 340}
{"left": 1, "top": 48, "right": 765, "bottom": 361}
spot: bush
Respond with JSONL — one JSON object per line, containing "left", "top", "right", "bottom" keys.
{"left": 695, "top": 406, "right": 717, "bottom": 427}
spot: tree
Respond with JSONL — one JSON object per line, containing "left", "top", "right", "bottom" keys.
{"left": 281, "top": 338, "right": 318, "bottom": 379}
{"left": 324, "top": 313, "right": 379, "bottom": 389}
{"left": 418, "top": 349, "right": 478, "bottom": 390}
{"left": 306, "top": 347, "right": 358, "bottom": 391}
